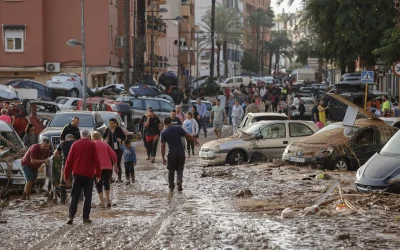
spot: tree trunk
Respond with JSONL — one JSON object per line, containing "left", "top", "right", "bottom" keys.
{"left": 210, "top": 0, "right": 216, "bottom": 79}
{"left": 256, "top": 28, "right": 260, "bottom": 75}
{"left": 340, "top": 57, "right": 346, "bottom": 75}
{"left": 260, "top": 46, "right": 264, "bottom": 76}
{"left": 223, "top": 41, "right": 228, "bottom": 78}
{"left": 268, "top": 48, "right": 273, "bottom": 75}
{"left": 317, "top": 57, "right": 323, "bottom": 82}
{"left": 347, "top": 60, "right": 356, "bottom": 73}
{"left": 134, "top": 0, "right": 146, "bottom": 82}
{"left": 123, "top": 0, "right": 130, "bottom": 91}
{"left": 216, "top": 43, "right": 221, "bottom": 78}
{"left": 275, "top": 48, "right": 280, "bottom": 76}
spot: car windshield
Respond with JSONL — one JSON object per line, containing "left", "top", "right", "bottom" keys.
{"left": 49, "top": 113, "right": 94, "bottom": 127}
{"left": 0, "top": 131, "right": 23, "bottom": 150}
{"left": 242, "top": 123, "right": 265, "bottom": 135}
{"left": 380, "top": 130, "right": 400, "bottom": 156}
{"left": 316, "top": 124, "right": 359, "bottom": 137}
{"left": 99, "top": 113, "right": 117, "bottom": 124}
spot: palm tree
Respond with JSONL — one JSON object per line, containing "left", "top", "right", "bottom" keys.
{"left": 210, "top": 0, "right": 216, "bottom": 79}
{"left": 264, "top": 31, "right": 293, "bottom": 75}
{"left": 201, "top": 4, "right": 242, "bottom": 78}
{"left": 134, "top": 0, "right": 146, "bottom": 83}
{"left": 247, "top": 8, "right": 274, "bottom": 75}
{"left": 123, "top": 0, "right": 130, "bottom": 90}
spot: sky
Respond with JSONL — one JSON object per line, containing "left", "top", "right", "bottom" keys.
{"left": 270, "top": 0, "right": 302, "bottom": 15}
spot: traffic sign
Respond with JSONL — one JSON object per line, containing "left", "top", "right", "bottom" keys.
{"left": 361, "top": 70, "right": 374, "bottom": 83}
{"left": 393, "top": 61, "right": 400, "bottom": 76}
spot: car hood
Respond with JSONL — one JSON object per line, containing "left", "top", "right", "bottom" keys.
{"left": 40, "top": 126, "right": 93, "bottom": 137}
{"left": 202, "top": 134, "right": 242, "bottom": 148}
{"left": 360, "top": 153, "right": 400, "bottom": 180}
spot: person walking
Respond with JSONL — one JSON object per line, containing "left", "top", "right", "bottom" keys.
{"left": 297, "top": 96, "right": 306, "bottom": 120}
{"left": 22, "top": 123, "right": 37, "bottom": 148}
{"left": 191, "top": 105, "right": 200, "bottom": 131}
{"left": 231, "top": 100, "right": 244, "bottom": 134}
{"left": 139, "top": 107, "right": 153, "bottom": 159}
{"left": 210, "top": 99, "right": 227, "bottom": 139}
{"left": 175, "top": 105, "right": 185, "bottom": 124}
{"left": 0, "top": 109, "right": 11, "bottom": 124}
{"left": 160, "top": 117, "right": 199, "bottom": 192}
{"left": 170, "top": 109, "right": 183, "bottom": 125}
{"left": 120, "top": 139, "right": 137, "bottom": 184}
{"left": 311, "top": 100, "right": 320, "bottom": 124}
{"left": 144, "top": 109, "right": 162, "bottom": 163}
{"left": 318, "top": 101, "right": 329, "bottom": 126}
{"left": 182, "top": 111, "right": 199, "bottom": 157}
{"left": 20, "top": 139, "right": 51, "bottom": 200}
{"left": 245, "top": 98, "right": 260, "bottom": 115}
{"left": 102, "top": 118, "right": 126, "bottom": 182}
{"left": 54, "top": 134, "right": 76, "bottom": 204}
{"left": 92, "top": 131, "right": 118, "bottom": 208}
{"left": 64, "top": 129, "right": 101, "bottom": 224}
{"left": 60, "top": 117, "right": 80, "bottom": 141}
{"left": 196, "top": 98, "right": 208, "bottom": 137}
{"left": 227, "top": 95, "right": 235, "bottom": 125}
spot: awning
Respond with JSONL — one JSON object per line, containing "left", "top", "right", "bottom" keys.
{"left": 2, "top": 24, "right": 26, "bottom": 30}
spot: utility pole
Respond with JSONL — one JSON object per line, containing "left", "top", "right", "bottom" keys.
{"left": 150, "top": 6, "right": 155, "bottom": 83}
{"left": 132, "top": 0, "right": 137, "bottom": 83}
{"left": 123, "top": 0, "right": 130, "bottom": 91}
{"left": 81, "top": 0, "right": 87, "bottom": 109}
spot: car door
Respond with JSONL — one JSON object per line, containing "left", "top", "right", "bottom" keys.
{"left": 94, "top": 114, "right": 106, "bottom": 135}
{"left": 31, "top": 82, "right": 52, "bottom": 101}
{"left": 235, "top": 77, "right": 243, "bottom": 88}
{"left": 288, "top": 122, "right": 315, "bottom": 144}
{"left": 224, "top": 78, "right": 234, "bottom": 88}
{"left": 254, "top": 123, "right": 288, "bottom": 159}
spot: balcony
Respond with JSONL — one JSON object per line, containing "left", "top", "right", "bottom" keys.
{"left": 146, "top": 15, "right": 167, "bottom": 37}
{"left": 145, "top": 55, "right": 169, "bottom": 72}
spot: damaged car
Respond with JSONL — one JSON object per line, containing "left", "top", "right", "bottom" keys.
{"left": 0, "top": 121, "right": 45, "bottom": 194}
{"left": 355, "top": 129, "right": 400, "bottom": 193}
{"left": 282, "top": 119, "right": 397, "bottom": 170}
{"left": 200, "top": 120, "right": 318, "bottom": 166}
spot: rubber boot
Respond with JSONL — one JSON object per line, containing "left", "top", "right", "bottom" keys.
{"left": 131, "top": 173, "right": 135, "bottom": 183}
{"left": 105, "top": 190, "right": 111, "bottom": 207}
{"left": 98, "top": 193, "right": 105, "bottom": 208}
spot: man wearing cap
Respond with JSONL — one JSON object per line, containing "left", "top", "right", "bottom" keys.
{"left": 231, "top": 99, "right": 244, "bottom": 134}
{"left": 210, "top": 99, "right": 227, "bottom": 139}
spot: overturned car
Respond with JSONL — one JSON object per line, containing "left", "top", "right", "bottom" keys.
{"left": 0, "top": 121, "right": 45, "bottom": 195}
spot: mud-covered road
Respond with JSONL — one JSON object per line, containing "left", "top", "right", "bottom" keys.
{"left": 1, "top": 126, "right": 400, "bottom": 250}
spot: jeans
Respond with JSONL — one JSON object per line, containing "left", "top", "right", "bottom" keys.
{"left": 232, "top": 117, "right": 241, "bottom": 134}
{"left": 69, "top": 175, "right": 94, "bottom": 219}
{"left": 186, "top": 138, "right": 194, "bottom": 153}
{"left": 167, "top": 154, "right": 185, "bottom": 189}
{"left": 95, "top": 169, "right": 112, "bottom": 193}
{"left": 142, "top": 133, "right": 150, "bottom": 157}
{"left": 113, "top": 150, "right": 123, "bottom": 180}
{"left": 200, "top": 116, "right": 208, "bottom": 136}
{"left": 228, "top": 108, "right": 233, "bottom": 124}
{"left": 124, "top": 162, "right": 134, "bottom": 180}
{"left": 147, "top": 138, "right": 159, "bottom": 158}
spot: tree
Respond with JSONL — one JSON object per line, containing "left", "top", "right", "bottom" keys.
{"left": 201, "top": 3, "right": 242, "bottom": 78}
{"left": 134, "top": 0, "right": 146, "bottom": 83}
{"left": 373, "top": 28, "right": 400, "bottom": 65}
{"left": 263, "top": 31, "right": 292, "bottom": 75}
{"left": 123, "top": 0, "right": 130, "bottom": 90}
{"left": 241, "top": 51, "right": 258, "bottom": 73}
{"left": 247, "top": 8, "right": 274, "bottom": 75}
{"left": 210, "top": 0, "right": 216, "bottom": 79}
{"left": 293, "top": 38, "right": 319, "bottom": 66}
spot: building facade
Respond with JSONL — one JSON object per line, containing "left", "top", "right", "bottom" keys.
{"left": 0, "top": 0, "right": 137, "bottom": 87}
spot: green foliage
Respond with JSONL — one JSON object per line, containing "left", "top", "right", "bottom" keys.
{"left": 241, "top": 51, "right": 258, "bottom": 73}
{"left": 263, "top": 31, "right": 293, "bottom": 74}
{"left": 294, "top": 38, "right": 319, "bottom": 66}
{"left": 204, "top": 77, "right": 219, "bottom": 96}
{"left": 373, "top": 28, "right": 400, "bottom": 65}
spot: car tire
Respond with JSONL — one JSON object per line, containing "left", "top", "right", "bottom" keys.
{"left": 334, "top": 157, "right": 350, "bottom": 171}
{"left": 228, "top": 149, "right": 246, "bottom": 165}
{"left": 68, "top": 89, "right": 79, "bottom": 98}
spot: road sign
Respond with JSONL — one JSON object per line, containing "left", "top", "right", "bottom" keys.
{"left": 361, "top": 70, "right": 374, "bottom": 83}
{"left": 393, "top": 61, "right": 400, "bottom": 76}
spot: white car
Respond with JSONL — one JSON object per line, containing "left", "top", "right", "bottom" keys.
{"left": 220, "top": 76, "right": 251, "bottom": 89}
{"left": 55, "top": 97, "right": 82, "bottom": 110}
{"left": 148, "top": 86, "right": 174, "bottom": 104}
{"left": 91, "top": 84, "right": 125, "bottom": 94}
{"left": 46, "top": 73, "right": 84, "bottom": 98}
{"left": 200, "top": 120, "right": 318, "bottom": 166}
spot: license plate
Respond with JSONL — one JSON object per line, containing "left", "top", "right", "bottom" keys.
{"left": 289, "top": 157, "right": 305, "bottom": 163}
{"left": 12, "top": 179, "right": 26, "bottom": 185}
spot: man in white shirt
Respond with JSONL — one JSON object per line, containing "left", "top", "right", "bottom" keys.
{"left": 231, "top": 99, "right": 244, "bottom": 134}
{"left": 260, "top": 86, "right": 267, "bottom": 100}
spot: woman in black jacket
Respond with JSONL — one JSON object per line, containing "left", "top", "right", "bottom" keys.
{"left": 102, "top": 118, "right": 126, "bottom": 182}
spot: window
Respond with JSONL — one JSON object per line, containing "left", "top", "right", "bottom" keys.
{"left": 261, "top": 123, "right": 286, "bottom": 139}
{"left": 289, "top": 123, "right": 314, "bottom": 137}
{"left": 31, "top": 82, "right": 46, "bottom": 92}
{"left": 144, "top": 100, "right": 160, "bottom": 111}
{"left": 161, "top": 101, "right": 173, "bottom": 112}
{"left": 129, "top": 99, "right": 143, "bottom": 110}
{"left": 5, "top": 29, "right": 24, "bottom": 52}
{"left": 56, "top": 98, "right": 68, "bottom": 105}
{"left": 35, "top": 103, "right": 59, "bottom": 114}
{"left": 226, "top": 79, "right": 234, "bottom": 84}
{"left": 236, "top": 78, "right": 243, "bottom": 83}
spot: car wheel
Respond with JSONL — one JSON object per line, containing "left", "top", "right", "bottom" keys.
{"left": 228, "top": 149, "right": 246, "bottom": 165}
{"left": 334, "top": 157, "right": 349, "bottom": 171}
{"left": 68, "top": 89, "right": 79, "bottom": 98}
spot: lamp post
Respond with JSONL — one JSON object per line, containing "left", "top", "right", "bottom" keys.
{"left": 66, "top": 0, "right": 87, "bottom": 109}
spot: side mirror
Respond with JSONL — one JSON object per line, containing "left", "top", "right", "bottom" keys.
{"left": 43, "top": 120, "right": 49, "bottom": 126}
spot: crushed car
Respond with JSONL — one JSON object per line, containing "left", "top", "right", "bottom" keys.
{"left": 0, "top": 121, "right": 45, "bottom": 196}
{"left": 355, "top": 128, "right": 400, "bottom": 193}
{"left": 200, "top": 120, "right": 318, "bottom": 166}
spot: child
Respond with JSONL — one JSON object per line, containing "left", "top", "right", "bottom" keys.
{"left": 121, "top": 139, "right": 137, "bottom": 184}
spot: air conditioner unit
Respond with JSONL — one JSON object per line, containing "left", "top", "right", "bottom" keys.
{"left": 116, "top": 37, "right": 124, "bottom": 48}
{"left": 46, "top": 63, "right": 61, "bottom": 73}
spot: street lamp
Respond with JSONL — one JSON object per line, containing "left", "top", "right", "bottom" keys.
{"left": 66, "top": 0, "right": 87, "bottom": 109}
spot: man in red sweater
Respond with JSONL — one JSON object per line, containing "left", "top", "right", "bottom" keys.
{"left": 64, "top": 129, "right": 101, "bottom": 224}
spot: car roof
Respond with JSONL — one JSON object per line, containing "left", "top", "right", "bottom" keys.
{"left": 97, "top": 111, "right": 118, "bottom": 115}
{"left": 0, "top": 121, "right": 14, "bottom": 132}
{"left": 55, "top": 110, "right": 96, "bottom": 115}
{"left": 247, "top": 112, "right": 288, "bottom": 118}
{"left": 255, "top": 120, "right": 311, "bottom": 125}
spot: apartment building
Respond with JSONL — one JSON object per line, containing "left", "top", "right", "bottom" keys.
{"left": 0, "top": 0, "right": 139, "bottom": 87}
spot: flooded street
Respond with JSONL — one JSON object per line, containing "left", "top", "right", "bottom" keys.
{"left": 1, "top": 126, "right": 400, "bottom": 250}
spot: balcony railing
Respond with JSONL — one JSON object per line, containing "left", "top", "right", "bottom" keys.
{"left": 146, "top": 55, "right": 169, "bottom": 68}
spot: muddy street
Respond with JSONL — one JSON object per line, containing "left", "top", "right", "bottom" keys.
{"left": 1, "top": 126, "right": 400, "bottom": 250}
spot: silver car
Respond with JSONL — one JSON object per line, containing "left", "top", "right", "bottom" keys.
{"left": 46, "top": 73, "right": 84, "bottom": 98}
